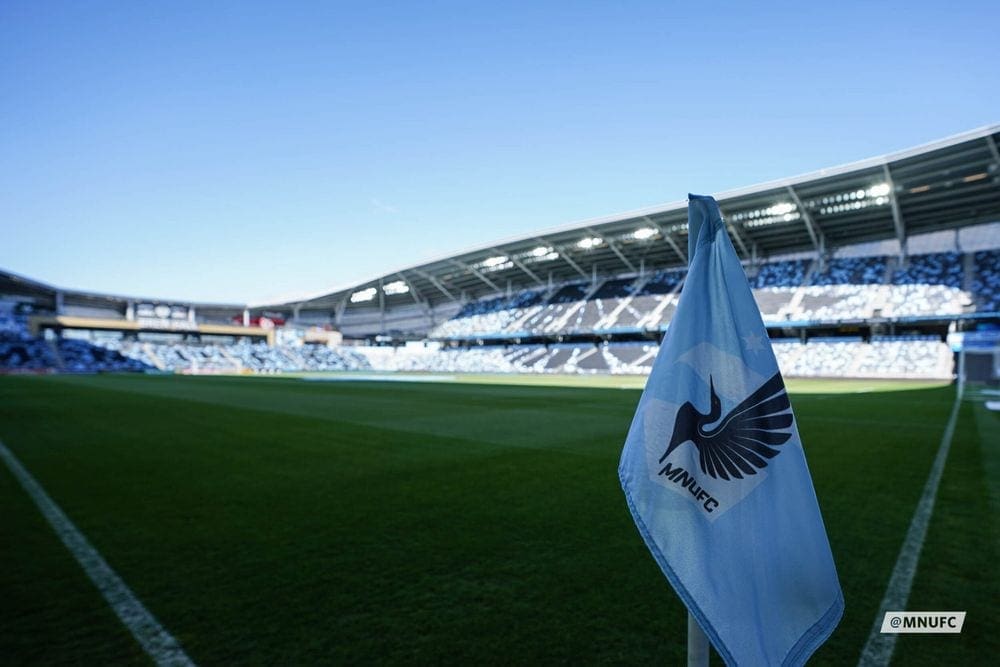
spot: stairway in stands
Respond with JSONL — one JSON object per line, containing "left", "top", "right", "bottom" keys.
{"left": 45, "top": 339, "right": 66, "bottom": 372}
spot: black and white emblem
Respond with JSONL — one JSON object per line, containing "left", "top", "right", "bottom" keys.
{"left": 659, "top": 372, "right": 792, "bottom": 481}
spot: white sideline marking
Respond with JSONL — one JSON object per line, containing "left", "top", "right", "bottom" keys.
{"left": 0, "top": 441, "right": 194, "bottom": 666}
{"left": 857, "top": 366, "right": 964, "bottom": 667}
{"left": 301, "top": 373, "right": 457, "bottom": 383}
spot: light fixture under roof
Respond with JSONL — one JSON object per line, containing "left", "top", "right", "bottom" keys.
{"left": 767, "top": 202, "right": 795, "bottom": 216}
{"left": 633, "top": 227, "right": 657, "bottom": 240}
{"left": 482, "top": 255, "right": 509, "bottom": 268}
{"left": 350, "top": 287, "right": 377, "bottom": 303}
{"left": 577, "top": 236, "right": 603, "bottom": 249}
{"left": 383, "top": 280, "right": 409, "bottom": 295}
{"left": 868, "top": 183, "right": 891, "bottom": 197}
{"left": 531, "top": 245, "right": 552, "bottom": 257}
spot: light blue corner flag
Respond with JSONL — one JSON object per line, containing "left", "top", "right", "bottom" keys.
{"left": 619, "top": 194, "right": 843, "bottom": 666}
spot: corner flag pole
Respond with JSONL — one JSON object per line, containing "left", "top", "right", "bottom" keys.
{"left": 688, "top": 613, "right": 709, "bottom": 667}
{"left": 684, "top": 195, "right": 711, "bottom": 667}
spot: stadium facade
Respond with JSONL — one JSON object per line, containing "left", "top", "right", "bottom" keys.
{"left": 2, "top": 125, "right": 999, "bottom": 380}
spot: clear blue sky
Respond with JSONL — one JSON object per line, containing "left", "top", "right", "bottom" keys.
{"left": 2, "top": 1, "right": 997, "bottom": 304}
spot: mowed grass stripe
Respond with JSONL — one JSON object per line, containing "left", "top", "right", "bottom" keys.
{"left": 893, "top": 399, "right": 1000, "bottom": 666}
{"left": 0, "top": 441, "right": 194, "bottom": 666}
{"left": 0, "top": 377, "right": 674, "bottom": 663}
{"left": 0, "top": 376, "right": 961, "bottom": 664}
{"left": 0, "top": 457, "right": 149, "bottom": 666}
{"left": 40, "top": 374, "right": 638, "bottom": 455}
{"left": 858, "top": 383, "right": 962, "bottom": 667}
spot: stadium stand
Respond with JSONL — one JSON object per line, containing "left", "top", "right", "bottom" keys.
{"left": 0, "top": 245, "right": 984, "bottom": 381}
{"left": 0, "top": 313, "right": 960, "bottom": 381}
{"left": 343, "top": 335, "right": 952, "bottom": 380}
{"left": 3, "top": 128, "right": 998, "bottom": 381}
{"left": 623, "top": 270, "right": 684, "bottom": 330}
{"left": 811, "top": 256, "right": 888, "bottom": 286}
{"left": 885, "top": 251, "right": 966, "bottom": 318}
{"left": 108, "top": 340, "right": 376, "bottom": 374}
{"left": 970, "top": 249, "right": 1000, "bottom": 313}
{"left": 0, "top": 302, "right": 58, "bottom": 371}
{"left": 0, "top": 338, "right": 56, "bottom": 371}
{"left": 751, "top": 259, "right": 811, "bottom": 288}
{"left": 58, "top": 338, "right": 150, "bottom": 373}
{"left": 426, "top": 245, "right": 991, "bottom": 337}
{"left": 430, "top": 289, "right": 547, "bottom": 338}
{"left": 853, "top": 336, "right": 952, "bottom": 379}
{"left": 788, "top": 256, "right": 889, "bottom": 322}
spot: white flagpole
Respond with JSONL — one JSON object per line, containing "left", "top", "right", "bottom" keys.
{"left": 687, "top": 613, "right": 709, "bottom": 667}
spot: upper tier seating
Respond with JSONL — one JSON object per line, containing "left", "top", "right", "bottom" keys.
{"left": 751, "top": 259, "right": 810, "bottom": 288}
{"left": 428, "top": 247, "right": 999, "bottom": 335}
{"left": 811, "top": 255, "right": 888, "bottom": 285}
{"left": 970, "top": 249, "right": 1000, "bottom": 312}
{"left": 891, "top": 252, "right": 963, "bottom": 287}
{"left": 795, "top": 285, "right": 881, "bottom": 322}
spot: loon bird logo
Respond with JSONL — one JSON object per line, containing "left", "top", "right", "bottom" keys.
{"left": 659, "top": 372, "right": 792, "bottom": 480}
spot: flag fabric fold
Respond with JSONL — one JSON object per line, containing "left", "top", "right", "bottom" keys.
{"left": 619, "top": 194, "right": 843, "bottom": 666}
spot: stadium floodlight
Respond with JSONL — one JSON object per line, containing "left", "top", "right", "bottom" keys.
{"left": 350, "top": 287, "right": 378, "bottom": 303}
{"left": 577, "top": 236, "right": 603, "bottom": 249}
{"left": 531, "top": 245, "right": 552, "bottom": 257}
{"left": 633, "top": 227, "right": 657, "bottom": 240}
{"left": 544, "top": 251, "right": 559, "bottom": 260}
{"left": 383, "top": 280, "right": 409, "bottom": 295}
{"left": 482, "top": 255, "right": 509, "bottom": 268}
{"left": 868, "top": 183, "right": 890, "bottom": 198}
{"left": 766, "top": 202, "right": 795, "bottom": 216}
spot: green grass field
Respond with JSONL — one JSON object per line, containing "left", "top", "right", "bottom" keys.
{"left": 1, "top": 373, "right": 997, "bottom": 665}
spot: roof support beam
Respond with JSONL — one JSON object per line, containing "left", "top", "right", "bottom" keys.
{"left": 644, "top": 216, "right": 687, "bottom": 265}
{"left": 986, "top": 134, "right": 1000, "bottom": 166}
{"left": 587, "top": 228, "right": 636, "bottom": 273}
{"left": 663, "top": 234, "right": 687, "bottom": 265}
{"left": 785, "top": 185, "right": 825, "bottom": 254}
{"left": 449, "top": 259, "right": 501, "bottom": 293}
{"left": 378, "top": 278, "right": 385, "bottom": 332}
{"left": 539, "top": 238, "right": 590, "bottom": 280}
{"left": 334, "top": 297, "right": 349, "bottom": 326}
{"left": 412, "top": 269, "right": 456, "bottom": 302}
{"left": 396, "top": 272, "right": 429, "bottom": 309}
{"left": 716, "top": 206, "right": 751, "bottom": 258}
{"left": 728, "top": 222, "right": 752, "bottom": 259}
{"left": 883, "top": 164, "right": 907, "bottom": 257}
{"left": 396, "top": 271, "right": 435, "bottom": 328}
{"left": 490, "top": 247, "right": 544, "bottom": 287}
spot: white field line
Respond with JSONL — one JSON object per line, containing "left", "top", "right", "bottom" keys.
{"left": 857, "top": 361, "right": 964, "bottom": 667}
{"left": 0, "top": 441, "right": 194, "bottom": 666}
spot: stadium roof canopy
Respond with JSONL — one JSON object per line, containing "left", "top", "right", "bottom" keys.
{"left": 3, "top": 125, "right": 999, "bottom": 321}
{"left": 0, "top": 267, "right": 245, "bottom": 314}
{"left": 275, "top": 124, "right": 1000, "bottom": 314}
